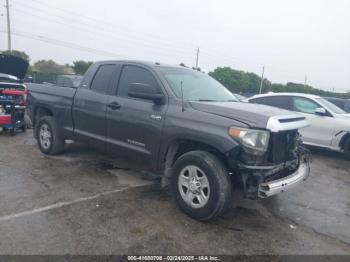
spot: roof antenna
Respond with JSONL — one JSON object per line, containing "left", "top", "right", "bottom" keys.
{"left": 181, "top": 80, "right": 185, "bottom": 112}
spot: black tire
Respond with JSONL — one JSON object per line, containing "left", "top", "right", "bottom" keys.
{"left": 36, "top": 116, "right": 65, "bottom": 155}
{"left": 21, "top": 124, "right": 27, "bottom": 132}
{"left": 171, "top": 150, "right": 232, "bottom": 221}
{"left": 10, "top": 128, "right": 15, "bottom": 136}
{"left": 344, "top": 138, "right": 350, "bottom": 160}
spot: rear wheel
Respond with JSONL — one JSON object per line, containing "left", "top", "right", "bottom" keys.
{"left": 21, "top": 124, "right": 27, "bottom": 132}
{"left": 344, "top": 138, "right": 350, "bottom": 160}
{"left": 36, "top": 116, "right": 65, "bottom": 155}
{"left": 171, "top": 150, "right": 232, "bottom": 221}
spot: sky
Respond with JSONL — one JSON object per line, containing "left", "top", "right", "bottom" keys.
{"left": 1, "top": 0, "right": 349, "bottom": 92}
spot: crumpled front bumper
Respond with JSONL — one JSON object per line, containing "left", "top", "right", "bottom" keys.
{"left": 257, "top": 156, "right": 310, "bottom": 198}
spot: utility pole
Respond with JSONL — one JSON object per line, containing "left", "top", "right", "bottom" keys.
{"left": 304, "top": 75, "right": 307, "bottom": 88}
{"left": 195, "top": 48, "right": 199, "bottom": 69}
{"left": 259, "top": 66, "right": 265, "bottom": 94}
{"left": 5, "top": 0, "right": 12, "bottom": 51}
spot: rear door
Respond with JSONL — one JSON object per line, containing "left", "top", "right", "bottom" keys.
{"left": 106, "top": 64, "right": 167, "bottom": 170}
{"left": 73, "top": 64, "right": 120, "bottom": 150}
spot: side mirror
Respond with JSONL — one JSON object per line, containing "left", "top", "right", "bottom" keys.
{"left": 128, "top": 83, "right": 164, "bottom": 104}
{"left": 315, "top": 107, "right": 327, "bottom": 116}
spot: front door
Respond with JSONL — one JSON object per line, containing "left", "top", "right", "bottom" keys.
{"left": 291, "top": 96, "right": 335, "bottom": 147}
{"left": 106, "top": 65, "right": 167, "bottom": 170}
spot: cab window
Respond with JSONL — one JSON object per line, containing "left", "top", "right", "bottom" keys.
{"left": 117, "top": 65, "right": 159, "bottom": 99}
{"left": 90, "top": 64, "right": 116, "bottom": 94}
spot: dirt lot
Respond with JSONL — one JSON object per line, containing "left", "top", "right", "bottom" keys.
{"left": 0, "top": 131, "right": 349, "bottom": 255}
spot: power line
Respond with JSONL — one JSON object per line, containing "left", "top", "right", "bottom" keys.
{"left": 25, "top": 0, "right": 199, "bottom": 50}
{"left": 12, "top": 0, "right": 259, "bottom": 72}
{"left": 0, "top": 28, "right": 133, "bottom": 59}
{"left": 10, "top": 1, "right": 308, "bottom": 85}
{"left": 12, "top": 0, "right": 197, "bottom": 54}
{"left": 10, "top": 6, "right": 197, "bottom": 59}
{"left": 14, "top": 0, "right": 245, "bottom": 67}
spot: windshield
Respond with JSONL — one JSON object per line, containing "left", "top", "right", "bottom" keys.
{"left": 316, "top": 98, "right": 346, "bottom": 114}
{"left": 159, "top": 67, "right": 238, "bottom": 102}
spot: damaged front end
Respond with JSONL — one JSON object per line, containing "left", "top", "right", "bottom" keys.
{"left": 237, "top": 130, "right": 311, "bottom": 199}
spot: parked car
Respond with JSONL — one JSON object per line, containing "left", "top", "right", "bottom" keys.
{"left": 324, "top": 97, "right": 350, "bottom": 113}
{"left": 28, "top": 61, "right": 310, "bottom": 220}
{"left": 247, "top": 93, "right": 350, "bottom": 159}
{"left": 0, "top": 54, "right": 29, "bottom": 135}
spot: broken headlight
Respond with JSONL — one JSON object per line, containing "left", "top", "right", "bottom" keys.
{"left": 228, "top": 127, "right": 270, "bottom": 155}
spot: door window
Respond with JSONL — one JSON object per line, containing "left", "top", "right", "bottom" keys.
{"left": 264, "top": 96, "right": 292, "bottom": 110}
{"left": 250, "top": 96, "right": 292, "bottom": 110}
{"left": 293, "top": 97, "right": 320, "bottom": 114}
{"left": 117, "top": 65, "right": 159, "bottom": 98}
{"left": 90, "top": 64, "right": 116, "bottom": 94}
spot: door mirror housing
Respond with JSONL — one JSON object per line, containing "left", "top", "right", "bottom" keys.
{"left": 128, "top": 83, "right": 165, "bottom": 104}
{"left": 315, "top": 107, "right": 327, "bottom": 116}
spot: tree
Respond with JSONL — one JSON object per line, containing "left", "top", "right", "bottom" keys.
{"left": 209, "top": 66, "right": 350, "bottom": 99}
{"left": 31, "top": 60, "right": 73, "bottom": 83}
{"left": 1, "top": 50, "right": 30, "bottom": 62}
{"left": 209, "top": 67, "right": 270, "bottom": 94}
{"left": 71, "top": 60, "right": 93, "bottom": 75}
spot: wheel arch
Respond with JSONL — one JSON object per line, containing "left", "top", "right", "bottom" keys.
{"left": 162, "top": 138, "right": 236, "bottom": 174}
{"left": 339, "top": 132, "right": 350, "bottom": 150}
{"left": 33, "top": 106, "right": 55, "bottom": 138}
{"left": 34, "top": 106, "right": 54, "bottom": 124}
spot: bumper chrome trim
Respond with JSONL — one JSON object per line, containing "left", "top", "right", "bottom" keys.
{"left": 258, "top": 159, "right": 310, "bottom": 198}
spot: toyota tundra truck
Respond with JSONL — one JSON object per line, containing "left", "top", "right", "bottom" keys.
{"left": 28, "top": 61, "right": 310, "bottom": 221}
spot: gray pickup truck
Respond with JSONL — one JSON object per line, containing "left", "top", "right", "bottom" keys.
{"left": 28, "top": 61, "right": 310, "bottom": 220}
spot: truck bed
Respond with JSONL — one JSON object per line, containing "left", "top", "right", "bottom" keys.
{"left": 27, "top": 83, "right": 77, "bottom": 138}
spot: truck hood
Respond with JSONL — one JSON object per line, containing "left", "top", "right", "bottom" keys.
{"left": 0, "top": 54, "right": 29, "bottom": 80}
{"left": 190, "top": 101, "right": 309, "bottom": 132}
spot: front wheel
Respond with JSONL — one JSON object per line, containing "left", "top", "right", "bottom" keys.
{"left": 36, "top": 116, "right": 65, "bottom": 155}
{"left": 171, "top": 150, "right": 232, "bottom": 221}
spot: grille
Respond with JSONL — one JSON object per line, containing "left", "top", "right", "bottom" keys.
{"left": 269, "top": 130, "right": 299, "bottom": 164}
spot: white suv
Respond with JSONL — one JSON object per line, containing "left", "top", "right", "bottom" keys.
{"left": 247, "top": 93, "right": 350, "bottom": 159}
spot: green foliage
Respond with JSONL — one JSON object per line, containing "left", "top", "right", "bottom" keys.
{"left": 1, "top": 50, "right": 30, "bottom": 62}
{"left": 208, "top": 67, "right": 271, "bottom": 94}
{"left": 210, "top": 67, "right": 350, "bottom": 99}
{"left": 31, "top": 60, "right": 73, "bottom": 83}
{"left": 71, "top": 60, "right": 93, "bottom": 75}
